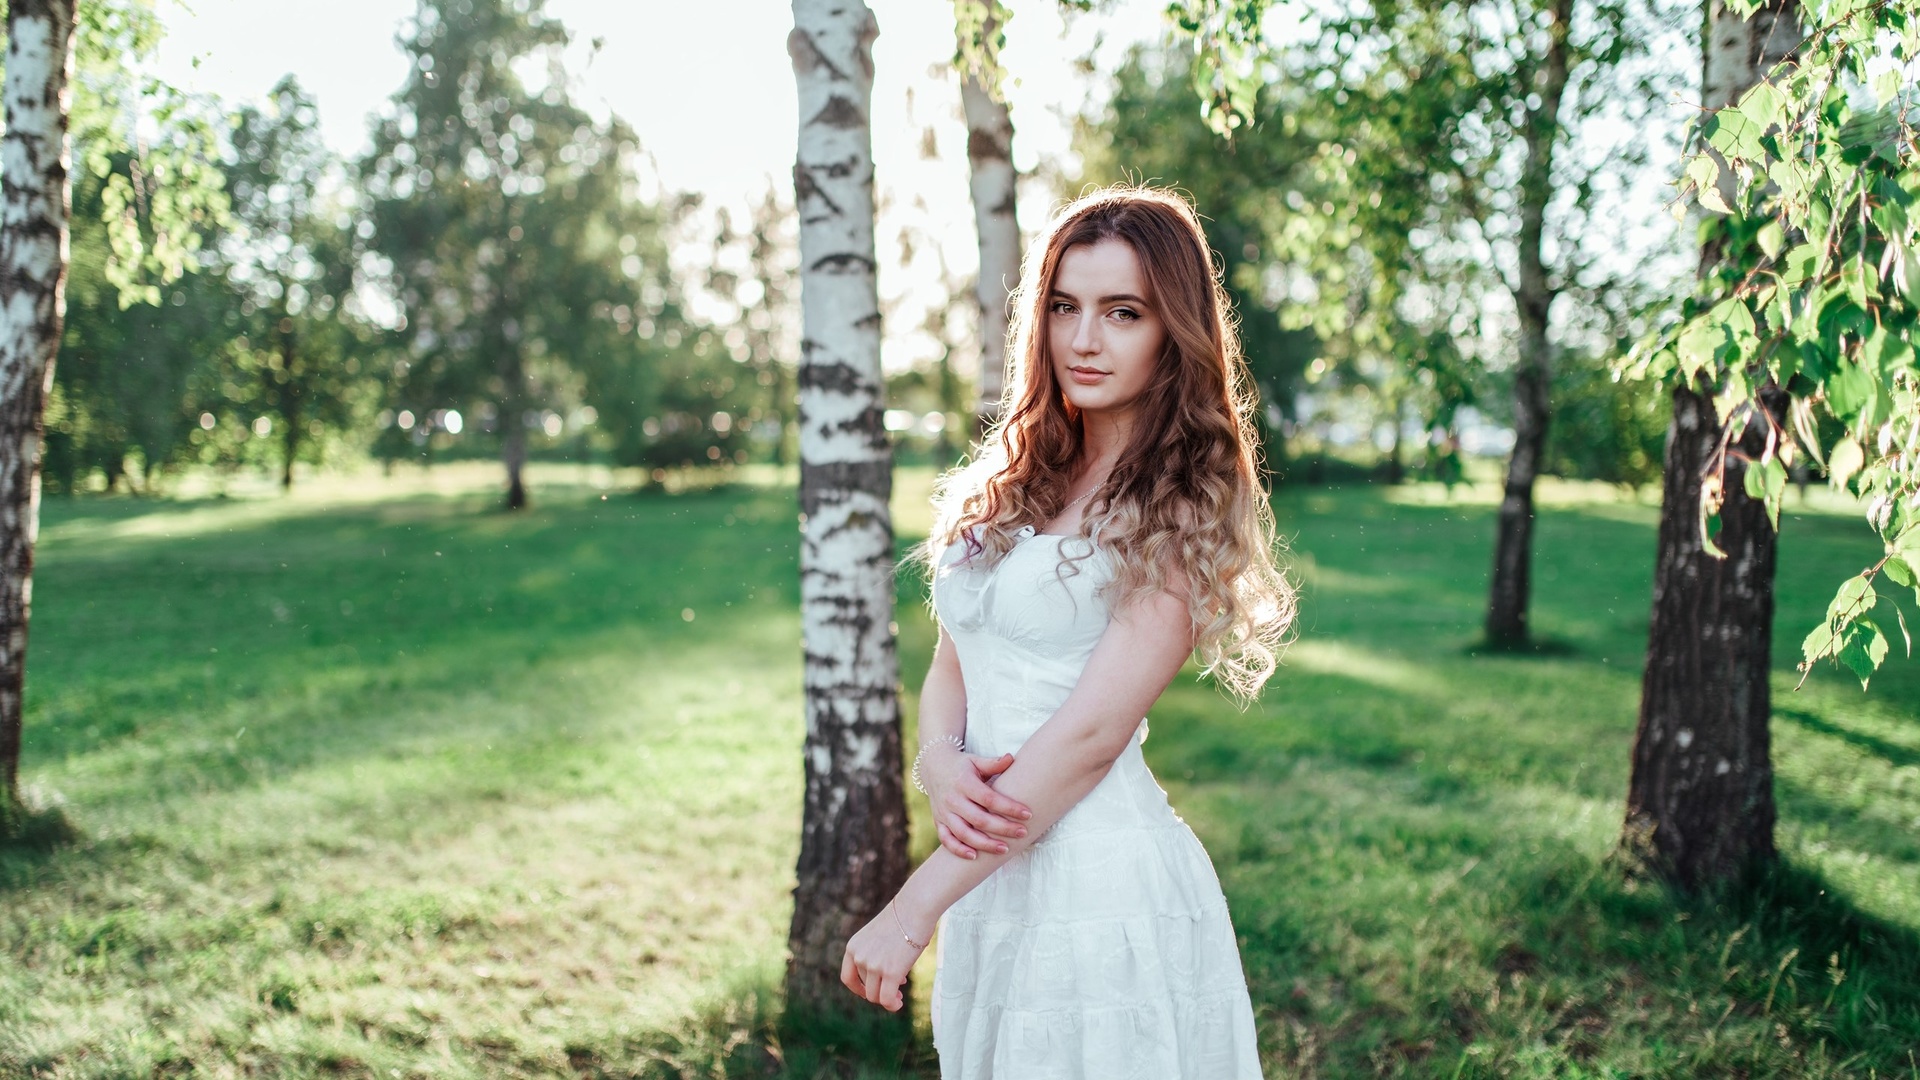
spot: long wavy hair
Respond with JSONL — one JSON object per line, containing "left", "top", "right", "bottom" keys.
{"left": 921, "top": 186, "right": 1296, "bottom": 702}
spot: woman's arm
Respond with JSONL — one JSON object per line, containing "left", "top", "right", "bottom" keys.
{"left": 842, "top": 583, "right": 1195, "bottom": 1011}
{"left": 914, "top": 624, "right": 1033, "bottom": 858}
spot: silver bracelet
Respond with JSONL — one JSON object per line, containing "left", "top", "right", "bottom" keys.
{"left": 910, "top": 734, "right": 965, "bottom": 794}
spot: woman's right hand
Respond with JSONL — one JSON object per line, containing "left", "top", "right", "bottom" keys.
{"left": 918, "top": 744, "right": 1034, "bottom": 859}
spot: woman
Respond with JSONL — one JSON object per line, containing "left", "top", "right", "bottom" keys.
{"left": 842, "top": 186, "right": 1296, "bottom": 1078}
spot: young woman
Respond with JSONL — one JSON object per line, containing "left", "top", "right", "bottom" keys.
{"left": 841, "top": 187, "right": 1296, "bottom": 1078}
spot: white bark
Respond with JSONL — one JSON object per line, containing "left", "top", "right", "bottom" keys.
{"left": 961, "top": 69, "right": 1018, "bottom": 428}
{"left": 785, "top": 0, "right": 908, "bottom": 1014}
{"left": 0, "top": 0, "right": 75, "bottom": 809}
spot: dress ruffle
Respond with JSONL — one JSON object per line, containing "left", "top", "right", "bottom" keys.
{"left": 932, "top": 817, "right": 1263, "bottom": 1079}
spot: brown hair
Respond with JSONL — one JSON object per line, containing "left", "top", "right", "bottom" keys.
{"left": 922, "top": 185, "right": 1295, "bottom": 702}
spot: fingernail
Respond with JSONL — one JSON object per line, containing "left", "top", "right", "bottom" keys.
{"left": 996, "top": 844, "right": 1008, "bottom": 853}
{"left": 1020, "top": 810, "right": 1033, "bottom": 819}
{"left": 1014, "top": 828, "right": 1026, "bottom": 837}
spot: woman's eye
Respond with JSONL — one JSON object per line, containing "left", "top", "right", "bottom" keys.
{"left": 1110, "top": 308, "right": 1139, "bottom": 322}
{"left": 1050, "top": 302, "right": 1076, "bottom": 316}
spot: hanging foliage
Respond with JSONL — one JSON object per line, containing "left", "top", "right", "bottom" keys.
{"left": 1620, "top": 0, "right": 1920, "bottom": 686}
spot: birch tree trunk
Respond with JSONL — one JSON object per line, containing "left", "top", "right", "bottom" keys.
{"left": 785, "top": 0, "right": 909, "bottom": 1022}
{"left": 1622, "top": 0, "right": 1800, "bottom": 890}
{"left": 1484, "top": 0, "right": 1570, "bottom": 650}
{"left": 0, "top": 0, "right": 76, "bottom": 817}
{"left": 960, "top": 58, "right": 1018, "bottom": 434}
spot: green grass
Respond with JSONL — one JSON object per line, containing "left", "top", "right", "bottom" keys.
{"left": 2, "top": 463, "right": 1916, "bottom": 1078}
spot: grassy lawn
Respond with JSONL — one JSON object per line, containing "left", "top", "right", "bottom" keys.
{"left": 2, "top": 463, "right": 1916, "bottom": 1078}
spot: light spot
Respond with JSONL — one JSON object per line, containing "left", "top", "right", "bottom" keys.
{"left": 1676, "top": 728, "right": 1694, "bottom": 749}
{"left": 1715, "top": 758, "right": 1731, "bottom": 775}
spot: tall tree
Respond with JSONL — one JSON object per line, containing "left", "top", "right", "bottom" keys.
{"left": 955, "top": 0, "right": 1020, "bottom": 433}
{"left": 785, "top": 0, "right": 909, "bottom": 1022}
{"left": 1481, "top": 0, "right": 1574, "bottom": 648}
{"left": 225, "top": 77, "right": 366, "bottom": 490}
{"left": 362, "top": 0, "right": 658, "bottom": 508}
{"left": 1620, "top": 0, "right": 1797, "bottom": 887}
{"left": 0, "top": 0, "right": 77, "bottom": 819}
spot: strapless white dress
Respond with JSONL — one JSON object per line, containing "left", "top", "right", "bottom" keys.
{"left": 929, "top": 525, "right": 1263, "bottom": 1079}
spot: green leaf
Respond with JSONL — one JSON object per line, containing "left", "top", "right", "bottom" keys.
{"left": 1827, "top": 432, "right": 1858, "bottom": 488}
{"left": 1830, "top": 573, "right": 1876, "bottom": 620}
{"left": 1744, "top": 457, "right": 1770, "bottom": 500}
{"left": 1887, "top": 555, "right": 1918, "bottom": 588}
{"left": 1688, "top": 153, "right": 1732, "bottom": 214}
{"left": 1738, "top": 80, "right": 1789, "bottom": 129}
{"left": 1758, "top": 220, "right": 1787, "bottom": 260}
{"left": 1874, "top": 67, "right": 1903, "bottom": 106}
{"left": 1837, "top": 621, "right": 1886, "bottom": 686}
{"left": 1781, "top": 242, "right": 1821, "bottom": 285}
{"left": 1706, "top": 110, "right": 1766, "bottom": 161}
{"left": 1826, "top": 360, "right": 1875, "bottom": 426}
{"left": 1714, "top": 297, "right": 1758, "bottom": 349}
{"left": 1677, "top": 320, "right": 1723, "bottom": 381}
{"left": 1803, "top": 619, "right": 1838, "bottom": 662}
{"left": 1899, "top": 605, "right": 1913, "bottom": 657}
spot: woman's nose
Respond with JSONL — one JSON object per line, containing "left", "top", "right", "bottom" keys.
{"left": 1072, "top": 315, "right": 1100, "bottom": 355}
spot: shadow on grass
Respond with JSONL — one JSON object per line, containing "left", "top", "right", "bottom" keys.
{"left": 1463, "top": 636, "right": 1582, "bottom": 658}
{"left": 497, "top": 974, "right": 930, "bottom": 1080}
{"left": 1778, "top": 707, "right": 1920, "bottom": 769}
{"left": 1527, "top": 853, "right": 1920, "bottom": 1067}
{"left": 0, "top": 801, "right": 78, "bottom": 857}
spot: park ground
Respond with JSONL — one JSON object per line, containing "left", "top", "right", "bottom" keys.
{"left": 1, "top": 463, "right": 1917, "bottom": 1078}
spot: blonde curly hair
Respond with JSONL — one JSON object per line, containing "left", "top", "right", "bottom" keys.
{"left": 921, "top": 185, "right": 1296, "bottom": 703}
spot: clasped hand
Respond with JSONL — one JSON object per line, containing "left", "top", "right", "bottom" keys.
{"left": 919, "top": 745, "right": 1033, "bottom": 859}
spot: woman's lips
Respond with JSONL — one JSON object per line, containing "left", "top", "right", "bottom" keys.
{"left": 1066, "top": 366, "right": 1109, "bottom": 384}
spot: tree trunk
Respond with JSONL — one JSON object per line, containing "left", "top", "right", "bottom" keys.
{"left": 786, "top": 0, "right": 909, "bottom": 1026}
{"left": 1484, "top": 0, "right": 1571, "bottom": 650}
{"left": 0, "top": 0, "right": 75, "bottom": 817}
{"left": 960, "top": 45, "right": 1018, "bottom": 436}
{"left": 1385, "top": 392, "right": 1405, "bottom": 485}
{"left": 502, "top": 422, "right": 526, "bottom": 510}
{"left": 1621, "top": 0, "right": 1800, "bottom": 891}
{"left": 279, "top": 331, "right": 299, "bottom": 491}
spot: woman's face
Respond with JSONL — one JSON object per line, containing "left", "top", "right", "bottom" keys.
{"left": 1047, "top": 239, "right": 1165, "bottom": 425}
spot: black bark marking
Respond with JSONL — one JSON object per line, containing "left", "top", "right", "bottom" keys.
{"left": 810, "top": 95, "right": 864, "bottom": 131}
{"left": 800, "top": 458, "right": 894, "bottom": 518}
{"left": 810, "top": 252, "right": 875, "bottom": 275}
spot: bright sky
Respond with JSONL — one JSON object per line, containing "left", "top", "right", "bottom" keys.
{"left": 151, "top": 0, "right": 1171, "bottom": 369}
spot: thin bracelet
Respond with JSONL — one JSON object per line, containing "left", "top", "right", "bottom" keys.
{"left": 910, "top": 734, "right": 965, "bottom": 794}
{"left": 890, "top": 899, "right": 925, "bottom": 951}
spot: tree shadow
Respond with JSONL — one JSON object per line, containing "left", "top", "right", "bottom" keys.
{"left": 1777, "top": 707, "right": 1920, "bottom": 770}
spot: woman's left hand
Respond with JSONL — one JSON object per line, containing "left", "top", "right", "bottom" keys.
{"left": 840, "top": 902, "right": 930, "bottom": 1012}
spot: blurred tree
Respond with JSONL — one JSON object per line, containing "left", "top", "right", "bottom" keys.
{"left": 785, "top": 0, "right": 908, "bottom": 1026}
{"left": 707, "top": 187, "right": 799, "bottom": 467}
{"left": 48, "top": 170, "right": 231, "bottom": 494}
{"left": 224, "top": 77, "right": 371, "bottom": 490}
{"left": 361, "top": 0, "right": 669, "bottom": 508}
{"left": 954, "top": 0, "right": 1020, "bottom": 433}
{"left": 1164, "top": 0, "right": 1682, "bottom": 646}
{"left": 42, "top": 1, "right": 231, "bottom": 493}
{"left": 0, "top": 0, "right": 77, "bottom": 821}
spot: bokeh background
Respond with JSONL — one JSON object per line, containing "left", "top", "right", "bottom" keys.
{"left": 1, "top": 0, "right": 1915, "bottom": 1077}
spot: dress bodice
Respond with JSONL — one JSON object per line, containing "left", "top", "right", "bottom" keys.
{"left": 932, "top": 524, "right": 1132, "bottom": 757}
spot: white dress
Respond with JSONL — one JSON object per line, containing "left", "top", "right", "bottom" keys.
{"left": 930, "top": 524, "right": 1264, "bottom": 1079}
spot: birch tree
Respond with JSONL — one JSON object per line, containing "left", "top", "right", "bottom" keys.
{"left": 956, "top": 0, "right": 1020, "bottom": 432}
{"left": 785, "top": 0, "right": 910, "bottom": 1020}
{"left": 0, "top": 0, "right": 76, "bottom": 821}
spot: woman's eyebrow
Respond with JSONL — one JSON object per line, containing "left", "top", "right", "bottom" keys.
{"left": 1049, "top": 289, "right": 1149, "bottom": 305}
